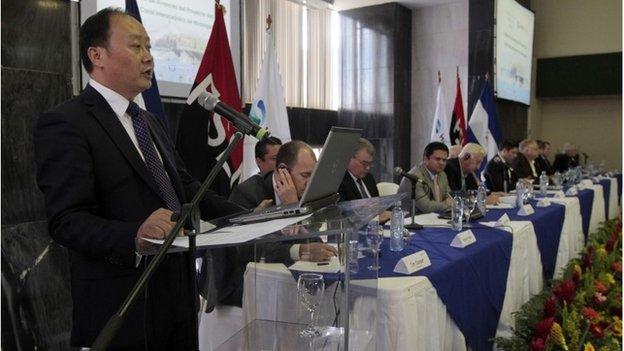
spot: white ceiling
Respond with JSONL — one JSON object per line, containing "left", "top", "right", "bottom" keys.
{"left": 331, "top": 0, "right": 462, "bottom": 11}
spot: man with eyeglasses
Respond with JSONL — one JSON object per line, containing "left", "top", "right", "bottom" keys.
{"left": 338, "top": 138, "right": 391, "bottom": 221}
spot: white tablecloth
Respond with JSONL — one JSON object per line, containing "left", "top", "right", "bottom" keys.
{"left": 199, "top": 189, "right": 599, "bottom": 350}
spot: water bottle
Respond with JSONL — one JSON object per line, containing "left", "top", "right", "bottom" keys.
{"left": 553, "top": 171, "right": 562, "bottom": 187}
{"left": 451, "top": 194, "right": 463, "bottom": 231}
{"left": 516, "top": 180, "right": 526, "bottom": 208}
{"left": 539, "top": 171, "right": 549, "bottom": 197}
{"left": 476, "top": 183, "right": 487, "bottom": 215}
{"left": 389, "top": 201, "right": 405, "bottom": 252}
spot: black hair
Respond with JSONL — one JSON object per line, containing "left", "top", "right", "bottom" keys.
{"left": 254, "top": 137, "right": 282, "bottom": 160}
{"left": 536, "top": 140, "right": 550, "bottom": 149}
{"left": 79, "top": 7, "right": 127, "bottom": 73}
{"left": 423, "top": 142, "right": 449, "bottom": 158}
{"left": 499, "top": 139, "right": 519, "bottom": 151}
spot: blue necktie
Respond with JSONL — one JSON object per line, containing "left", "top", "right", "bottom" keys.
{"left": 127, "top": 101, "right": 181, "bottom": 212}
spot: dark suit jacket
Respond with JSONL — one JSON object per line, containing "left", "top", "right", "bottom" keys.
{"left": 484, "top": 155, "right": 518, "bottom": 192}
{"left": 535, "top": 155, "right": 554, "bottom": 176}
{"left": 444, "top": 157, "right": 478, "bottom": 192}
{"left": 338, "top": 172, "right": 379, "bottom": 201}
{"left": 35, "top": 85, "right": 241, "bottom": 347}
{"left": 513, "top": 153, "right": 538, "bottom": 180}
{"left": 228, "top": 171, "right": 303, "bottom": 264}
{"left": 553, "top": 153, "right": 579, "bottom": 173}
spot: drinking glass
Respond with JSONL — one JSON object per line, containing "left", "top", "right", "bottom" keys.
{"left": 366, "top": 223, "right": 382, "bottom": 271}
{"left": 462, "top": 190, "right": 477, "bottom": 224}
{"left": 297, "top": 273, "right": 325, "bottom": 337}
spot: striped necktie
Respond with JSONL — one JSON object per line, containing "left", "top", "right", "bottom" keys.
{"left": 127, "top": 101, "right": 181, "bottom": 212}
{"left": 356, "top": 178, "right": 370, "bottom": 198}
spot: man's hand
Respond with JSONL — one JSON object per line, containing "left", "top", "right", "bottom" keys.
{"left": 299, "top": 243, "right": 338, "bottom": 262}
{"left": 275, "top": 168, "right": 298, "bottom": 204}
{"left": 486, "top": 193, "right": 500, "bottom": 205}
{"left": 378, "top": 211, "right": 392, "bottom": 224}
{"left": 136, "top": 208, "right": 178, "bottom": 240}
{"left": 254, "top": 199, "right": 274, "bottom": 213}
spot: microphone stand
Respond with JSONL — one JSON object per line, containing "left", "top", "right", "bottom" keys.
{"left": 91, "top": 132, "right": 245, "bottom": 350}
{"left": 405, "top": 180, "right": 423, "bottom": 230}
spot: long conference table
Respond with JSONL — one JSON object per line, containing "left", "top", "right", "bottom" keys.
{"left": 199, "top": 177, "right": 619, "bottom": 351}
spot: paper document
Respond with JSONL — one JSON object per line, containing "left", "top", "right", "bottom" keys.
{"left": 144, "top": 214, "right": 313, "bottom": 248}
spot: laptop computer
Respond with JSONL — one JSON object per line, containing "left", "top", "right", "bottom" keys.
{"left": 229, "top": 127, "right": 362, "bottom": 224}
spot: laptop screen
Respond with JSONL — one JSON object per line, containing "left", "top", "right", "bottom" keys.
{"left": 298, "top": 127, "right": 362, "bottom": 206}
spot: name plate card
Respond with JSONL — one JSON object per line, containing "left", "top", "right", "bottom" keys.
{"left": 517, "top": 204, "right": 535, "bottom": 216}
{"left": 495, "top": 213, "right": 511, "bottom": 227}
{"left": 450, "top": 230, "right": 477, "bottom": 248}
{"left": 565, "top": 186, "right": 578, "bottom": 196}
{"left": 536, "top": 198, "right": 551, "bottom": 207}
{"left": 393, "top": 250, "right": 431, "bottom": 274}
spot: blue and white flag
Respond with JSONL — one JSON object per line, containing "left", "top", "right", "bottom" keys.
{"left": 125, "top": 0, "right": 167, "bottom": 127}
{"left": 467, "top": 80, "right": 503, "bottom": 169}
{"left": 241, "top": 28, "right": 291, "bottom": 180}
{"left": 430, "top": 79, "right": 450, "bottom": 145}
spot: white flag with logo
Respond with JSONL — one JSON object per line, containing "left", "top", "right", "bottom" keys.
{"left": 241, "top": 29, "right": 291, "bottom": 181}
{"left": 430, "top": 81, "right": 450, "bottom": 146}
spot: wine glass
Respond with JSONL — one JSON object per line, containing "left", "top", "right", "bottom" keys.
{"left": 366, "top": 223, "right": 382, "bottom": 271}
{"left": 297, "top": 273, "right": 325, "bottom": 337}
{"left": 462, "top": 190, "right": 477, "bottom": 224}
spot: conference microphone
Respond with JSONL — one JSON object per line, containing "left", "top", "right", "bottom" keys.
{"left": 196, "top": 91, "right": 271, "bottom": 141}
{"left": 394, "top": 167, "right": 425, "bottom": 184}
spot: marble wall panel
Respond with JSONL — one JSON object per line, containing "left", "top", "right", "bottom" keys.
{"left": 339, "top": 3, "right": 412, "bottom": 182}
{"left": 411, "top": 1, "right": 469, "bottom": 165}
{"left": 1, "top": 221, "right": 72, "bottom": 351}
{"left": 1, "top": 68, "right": 73, "bottom": 224}
{"left": 1, "top": 0, "right": 71, "bottom": 74}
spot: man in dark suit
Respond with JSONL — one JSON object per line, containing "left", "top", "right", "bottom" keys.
{"left": 445, "top": 143, "right": 500, "bottom": 204}
{"left": 445, "top": 143, "right": 484, "bottom": 192}
{"left": 229, "top": 140, "right": 338, "bottom": 264}
{"left": 337, "top": 138, "right": 391, "bottom": 221}
{"left": 553, "top": 143, "right": 580, "bottom": 172}
{"left": 338, "top": 138, "right": 379, "bottom": 201}
{"left": 484, "top": 140, "right": 519, "bottom": 192}
{"left": 535, "top": 140, "right": 554, "bottom": 175}
{"left": 35, "top": 8, "right": 241, "bottom": 349}
{"left": 254, "top": 137, "right": 282, "bottom": 175}
{"left": 513, "top": 139, "right": 540, "bottom": 181}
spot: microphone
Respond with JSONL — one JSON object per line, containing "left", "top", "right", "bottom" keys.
{"left": 394, "top": 167, "right": 424, "bottom": 184}
{"left": 196, "top": 92, "right": 271, "bottom": 141}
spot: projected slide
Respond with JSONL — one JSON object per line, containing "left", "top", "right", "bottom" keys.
{"left": 83, "top": 0, "right": 232, "bottom": 97}
{"left": 495, "top": 0, "right": 534, "bottom": 105}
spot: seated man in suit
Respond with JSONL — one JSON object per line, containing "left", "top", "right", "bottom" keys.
{"left": 229, "top": 140, "right": 338, "bottom": 264}
{"left": 255, "top": 137, "right": 282, "bottom": 175}
{"left": 485, "top": 140, "right": 519, "bottom": 192}
{"left": 535, "top": 140, "right": 554, "bottom": 175}
{"left": 338, "top": 138, "right": 391, "bottom": 221}
{"left": 445, "top": 143, "right": 500, "bottom": 204}
{"left": 553, "top": 143, "right": 580, "bottom": 172}
{"left": 397, "top": 142, "right": 453, "bottom": 213}
{"left": 513, "top": 139, "right": 540, "bottom": 181}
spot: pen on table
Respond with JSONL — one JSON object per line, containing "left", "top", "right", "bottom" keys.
{"left": 317, "top": 262, "right": 330, "bottom": 266}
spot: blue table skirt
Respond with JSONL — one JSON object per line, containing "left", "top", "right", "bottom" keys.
{"left": 484, "top": 200, "right": 565, "bottom": 280}
{"left": 616, "top": 174, "right": 622, "bottom": 205}
{"left": 599, "top": 179, "right": 611, "bottom": 219}
{"left": 291, "top": 226, "right": 513, "bottom": 351}
{"left": 577, "top": 189, "right": 594, "bottom": 241}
